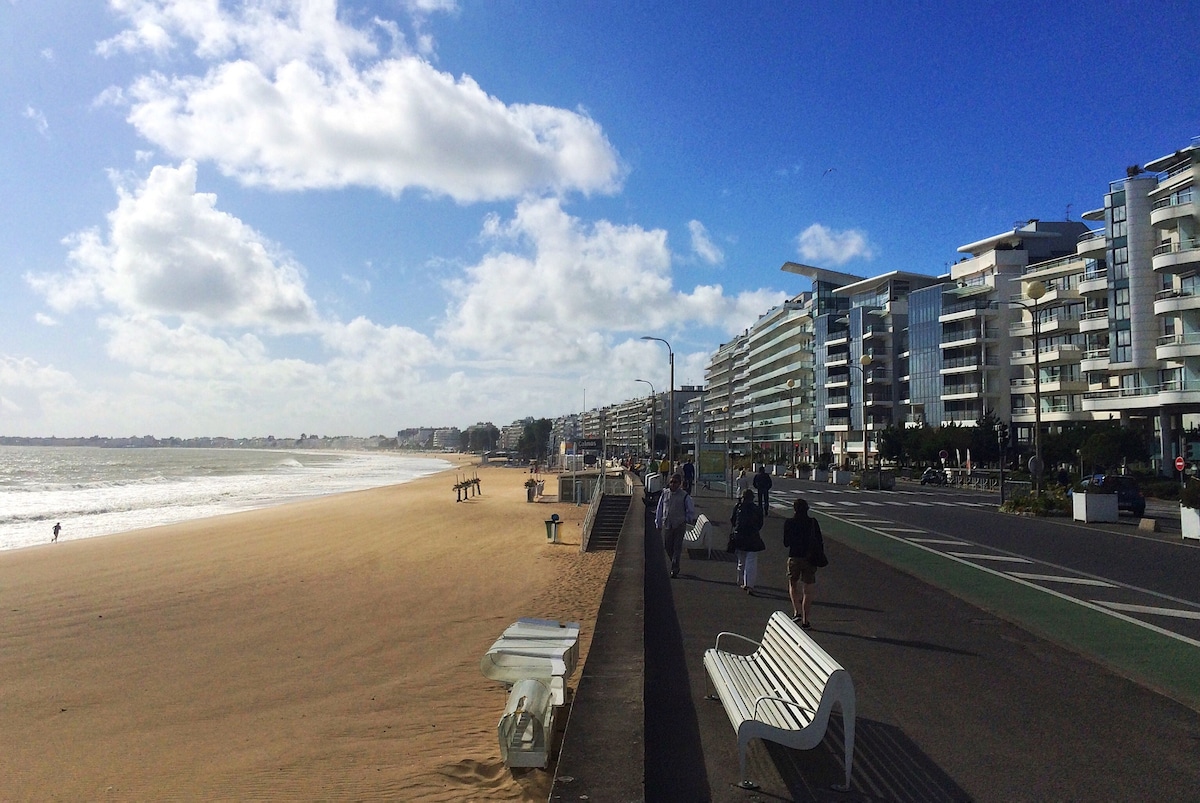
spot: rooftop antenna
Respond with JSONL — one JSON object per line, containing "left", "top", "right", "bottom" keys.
{"left": 1065, "top": 203, "right": 1072, "bottom": 220}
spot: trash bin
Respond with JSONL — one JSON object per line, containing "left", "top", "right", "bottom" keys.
{"left": 526, "top": 485, "right": 535, "bottom": 502}
{"left": 544, "top": 514, "right": 560, "bottom": 543}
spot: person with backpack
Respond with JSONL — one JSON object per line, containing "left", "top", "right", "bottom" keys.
{"left": 783, "top": 497, "right": 827, "bottom": 628}
{"left": 654, "top": 473, "right": 696, "bottom": 579}
{"left": 752, "top": 465, "right": 773, "bottom": 515}
{"left": 730, "top": 488, "right": 766, "bottom": 594}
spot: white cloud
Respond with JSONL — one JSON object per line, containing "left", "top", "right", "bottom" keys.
{"left": 23, "top": 106, "right": 49, "bottom": 136}
{"left": 104, "top": 0, "right": 623, "bottom": 202}
{"left": 688, "top": 219, "right": 724, "bottom": 265}
{"left": 438, "top": 199, "right": 785, "bottom": 368}
{"left": 27, "top": 161, "right": 319, "bottom": 332}
{"left": 795, "top": 223, "right": 876, "bottom": 266}
{"left": 34, "top": 313, "right": 58, "bottom": 326}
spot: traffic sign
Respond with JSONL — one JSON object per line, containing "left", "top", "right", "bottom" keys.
{"left": 1176, "top": 456, "right": 1186, "bottom": 472}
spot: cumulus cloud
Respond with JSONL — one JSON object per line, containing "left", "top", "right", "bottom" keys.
{"left": 102, "top": 0, "right": 623, "bottom": 201}
{"left": 439, "top": 199, "right": 785, "bottom": 367}
{"left": 795, "top": 223, "right": 876, "bottom": 266}
{"left": 27, "top": 161, "right": 319, "bottom": 332}
{"left": 688, "top": 219, "right": 724, "bottom": 265}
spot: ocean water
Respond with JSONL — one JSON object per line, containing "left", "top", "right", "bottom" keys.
{"left": 0, "top": 446, "right": 452, "bottom": 551}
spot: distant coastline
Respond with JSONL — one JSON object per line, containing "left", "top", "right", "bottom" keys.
{"left": 0, "top": 434, "right": 430, "bottom": 451}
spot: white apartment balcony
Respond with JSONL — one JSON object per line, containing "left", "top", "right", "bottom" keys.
{"left": 1157, "top": 333, "right": 1200, "bottom": 360}
{"left": 939, "top": 300, "right": 998, "bottom": 324}
{"left": 827, "top": 395, "right": 850, "bottom": 408}
{"left": 826, "top": 351, "right": 850, "bottom": 367}
{"left": 1078, "top": 309, "right": 1109, "bottom": 332}
{"left": 1153, "top": 238, "right": 1200, "bottom": 274}
{"left": 1154, "top": 289, "right": 1200, "bottom": 315}
{"left": 1080, "top": 349, "right": 1109, "bottom": 372}
{"left": 1151, "top": 194, "right": 1195, "bottom": 228}
{"left": 1082, "top": 383, "right": 1181, "bottom": 412}
{"left": 939, "top": 355, "right": 1000, "bottom": 375}
{"left": 826, "top": 332, "right": 850, "bottom": 347}
{"left": 1011, "top": 343, "right": 1082, "bottom": 366}
{"left": 940, "top": 329, "right": 1000, "bottom": 349}
{"left": 942, "top": 384, "right": 985, "bottom": 401}
{"left": 1009, "top": 312, "right": 1078, "bottom": 338}
{"left": 1076, "top": 228, "right": 1107, "bottom": 257}
{"left": 1010, "top": 376, "right": 1089, "bottom": 395}
{"left": 1011, "top": 401, "right": 1081, "bottom": 423}
{"left": 1077, "top": 268, "right": 1109, "bottom": 296}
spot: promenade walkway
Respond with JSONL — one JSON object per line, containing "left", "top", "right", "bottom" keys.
{"left": 553, "top": 480, "right": 1200, "bottom": 801}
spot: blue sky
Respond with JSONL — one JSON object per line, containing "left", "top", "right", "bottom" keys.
{"left": 2, "top": 1, "right": 1197, "bottom": 438}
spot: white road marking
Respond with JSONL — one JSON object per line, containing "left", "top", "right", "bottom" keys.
{"left": 1091, "top": 601, "right": 1200, "bottom": 620}
{"left": 1007, "top": 572, "right": 1117, "bottom": 588}
{"left": 946, "top": 552, "right": 1033, "bottom": 563}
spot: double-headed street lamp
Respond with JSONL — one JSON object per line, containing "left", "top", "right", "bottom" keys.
{"left": 1010, "top": 280, "right": 1047, "bottom": 496}
{"left": 641, "top": 336, "right": 674, "bottom": 468}
{"left": 635, "top": 378, "right": 656, "bottom": 457}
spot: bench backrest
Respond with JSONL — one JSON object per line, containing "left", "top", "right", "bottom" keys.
{"left": 755, "top": 611, "right": 853, "bottom": 727}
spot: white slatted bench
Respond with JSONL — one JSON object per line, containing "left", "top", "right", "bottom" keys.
{"left": 703, "top": 610, "right": 855, "bottom": 792}
{"left": 683, "top": 513, "right": 716, "bottom": 557}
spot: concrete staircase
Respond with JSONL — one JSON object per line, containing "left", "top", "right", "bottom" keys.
{"left": 585, "top": 494, "right": 629, "bottom": 551}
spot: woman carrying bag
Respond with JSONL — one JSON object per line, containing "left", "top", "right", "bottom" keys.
{"left": 730, "top": 488, "right": 766, "bottom": 595}
{"left": 783, "top": 497, "right": 827, "bottom": 628}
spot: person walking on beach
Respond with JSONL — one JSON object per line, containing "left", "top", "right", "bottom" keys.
{"left": 52, "top": 522, "right": 61, "bottom": 543}
{"left": 655, "top": 473, "right": 695, "bottom": 579}
{"left": 783, "top": 498, "right": 825, "bottom": 628}
{"left": 752, "top": 465, "right": 773, "bottom": 516}
{"left": 731, "top": 488, "right": 765, "bottom": 594}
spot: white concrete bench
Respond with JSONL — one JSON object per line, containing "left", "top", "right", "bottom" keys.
{"left": 683, "top": 513, "right": 717, "bottom": 557}
{"left": 703, "top": 610, "right": 855, "bottom": 791}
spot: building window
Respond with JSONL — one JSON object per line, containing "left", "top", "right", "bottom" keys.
{"left": 1114, "top": 329, "right": 1132, "bottom": 363}
{"left": 1113, "top": 287, "right": 1130, "bottom": 321}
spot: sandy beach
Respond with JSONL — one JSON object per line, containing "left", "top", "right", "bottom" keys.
{"left": 0, "top": 457, "right": 614, "bottom": 801}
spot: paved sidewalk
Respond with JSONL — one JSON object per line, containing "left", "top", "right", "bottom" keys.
{"left": 554, "top": 482, "right": 1200, "bottom": 801}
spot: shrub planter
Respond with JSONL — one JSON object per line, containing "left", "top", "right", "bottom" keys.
{"left": 1072, "top": 492, "right": 1118, "bottom": 523}
{"left": 830, "top": 470, "right": 854, "bottom": 485}
{"left": 810, "top": 469, "right": 829, "bottom": 483}
{"left": 1181, "top": 505, "right": 1200, "bottom": 541}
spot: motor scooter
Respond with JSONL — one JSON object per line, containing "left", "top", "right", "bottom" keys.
{"left": 920, "top": 466, "right": 947, "bottom": 486}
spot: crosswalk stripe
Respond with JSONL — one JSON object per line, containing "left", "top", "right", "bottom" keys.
{"left": 946, "top": 552, "right": 1032, "bottom": 563}
{"left": 1091, "top": 600, "right": 1200, "bottom": 620}
{"left": 1008, "top": 572, "right": 1117, "bottom": 588}
{"left": 884, "top": 528, "right": 927, "bottom": 533}
{"left": 908, "top": 537, "right": 966, "bottom": 545}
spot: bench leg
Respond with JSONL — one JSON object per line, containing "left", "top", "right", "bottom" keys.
{"left": 736, "top": 738, "right": 759, "bottom": 790}
{"left": 834, "top": 702, "right": 855, "bottom": 793}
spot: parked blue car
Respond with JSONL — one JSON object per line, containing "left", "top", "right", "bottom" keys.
{"left": 1077, "top": 474, "right": 1146, "bottom": 517}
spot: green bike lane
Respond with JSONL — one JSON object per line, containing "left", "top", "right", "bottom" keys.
{"left": 816, "top": 509, "right": 1200, "bottom": 713}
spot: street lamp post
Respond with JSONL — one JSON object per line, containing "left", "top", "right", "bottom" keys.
{"left": 1011, "top": 280, "right": 1047, "bottom": 496}
{"left": 641, "top": 336, "right": 674, "bottom": 471}
{"left": 848, "top": 354, "right": 873, "bottom": 470}
{"left": 635, "top": 379, "right": 656, "bottom": 459}
{"left": 996, "top": 421, "right": 1008, "bottom": 504}
{"left": 786, "top": 379, "right": 796, "bottom": 476}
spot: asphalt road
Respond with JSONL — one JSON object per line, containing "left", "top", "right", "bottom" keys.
{"left": 767, "top": 476, "right": 1200, "bottom": 646}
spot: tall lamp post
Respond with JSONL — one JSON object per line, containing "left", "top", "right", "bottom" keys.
{"left": 786, "top": 379, "right": 796, "bottom": 475}
{"left": 1011, "top": 280, "right": 1047, "bottom": 496}
{"left": 635, "top": 378, "right": 656, "bottom": 458}
{"left": 641, "top": 336, "right": 674, "bottom": 470}
{"left": 847, "top": 354, "right": 873, "bottom": 469}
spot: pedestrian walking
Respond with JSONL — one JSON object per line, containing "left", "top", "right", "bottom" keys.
{"left": 752, "top": 465, "right": 773, "bottom": 516}
{"left": 52, "top": 522, "right": 61, "bottom": 543}
{"left": 735, "top": 468, "right": 750, "bottom": 496}
{"left": 730, "top": 488, "right": 765, "bottom": 594}
{"left": 681, "top": 458, "right": 695, "bottom": 494}
{"left": 654, "top": 473, "right": 696, "bottom": 579}
{"left": 783, "top": 497, "right": 826, "bottom": 628}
